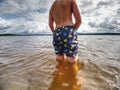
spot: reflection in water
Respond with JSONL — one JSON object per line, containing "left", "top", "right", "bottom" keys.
{"left": 0, "top": 36, "right": 119, "bottom": 90}
{"left": 48, "top": 60, "right": 83, "bottom": 90}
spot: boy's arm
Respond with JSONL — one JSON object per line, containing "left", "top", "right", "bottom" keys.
{"left": 72, "top": 0, "right": 82, "bottom": 30}
{"left": 49, "top": 10, "right": 54, "bottom": 33}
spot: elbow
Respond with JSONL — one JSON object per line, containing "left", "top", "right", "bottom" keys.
{"left": 78, "top": 19, "right": 82, "bottom": 26}
{"left": 49, "top": 21, "right": 54, "bottom": 28}
{"left": 49, "top": 22, "right": 54, "bottom": 31}
{"left": 76, "top": 19, "right": 82, "bottom": 27}
{"left": 80, "top": 19, "right": 82, "bottom": 25}
{"left": 49, "top": 23, "right": 52, "bottom": 30}
{"left": 49, "top": 22, "right": 52, "bottom": 28}
{"left": 74, "top": 19, "right": 82, "bottom": 29}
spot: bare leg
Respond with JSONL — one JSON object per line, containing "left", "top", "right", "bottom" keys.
{"left": 66, "top": 54, "right": 78, "bottom": 69}
{"left": 66, "top": 54, "right": 78, "bottom": 75}
{"left": 56, "top": 54, "right": 66, "bottom": 68}
{"left": 66, "top": 54, "right": 78, "bottom": 63}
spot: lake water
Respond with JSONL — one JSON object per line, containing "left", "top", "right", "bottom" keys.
{"left": 0, "top": 36, "right": 120, "bottom": 90}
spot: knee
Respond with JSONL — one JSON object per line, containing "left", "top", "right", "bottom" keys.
{"left": 66, "top": 57, "right": 77, "bottom": 64}
{"left": 66, "top": 54, "right": 78, "bottom": 63}
{"left": 67, "top": 59, "right": 76, "bottom": 64}
{"left": 56, "top": 55, "right": 64, "bottom": 61}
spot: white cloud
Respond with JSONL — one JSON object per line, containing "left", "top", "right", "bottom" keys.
{"left": 0, "top": 0, "right": 52, "bottom": 14}
{"left": 0, "top": 0, "right": 119, "bottom": 34}
{"left": 0, "top": 0, "right": 53, "bottom": 34}
{"left": 79, "top": 0, "right": 120, "bottom": 33}
{"left": 0, "top": 17, "right": 19, "bottom": 33}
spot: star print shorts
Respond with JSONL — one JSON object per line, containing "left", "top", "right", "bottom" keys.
{"left": 53, "top": 25, "right": 78, "bottom": 58}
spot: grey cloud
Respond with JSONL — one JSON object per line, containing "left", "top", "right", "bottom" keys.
{"left": 0, "top": 0, "right": 50, "bottom": 15}
{"left": 0, "top": 24, "right": 12, "bottom": 30}
{"left": 0, "top": 0, "right": 120, "bottom": 34}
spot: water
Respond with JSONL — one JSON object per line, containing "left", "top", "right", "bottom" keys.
{"left": 0, "top": 36, "right": 120, "bottom": 90}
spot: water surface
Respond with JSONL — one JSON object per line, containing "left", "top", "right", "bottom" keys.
{"left": 0, "top": 36, "right": 120, "bottom": 90}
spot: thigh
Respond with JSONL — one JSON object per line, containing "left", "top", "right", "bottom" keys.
{"left": 64, "top": 26, "right": 78, "bottom": 58}
{"left": 53, "top": 30, "right": 63, "bottom": 55}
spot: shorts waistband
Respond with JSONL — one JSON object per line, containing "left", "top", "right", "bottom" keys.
{"left": 55, "top": 25, "right": 75, "bottom": 30}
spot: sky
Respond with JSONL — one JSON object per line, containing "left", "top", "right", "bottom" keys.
{"left": 0, "top": 0, "right": 120, "bottom": 34}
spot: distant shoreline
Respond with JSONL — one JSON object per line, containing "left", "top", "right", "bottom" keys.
{"left": 0, "top": 33, "right": 120, "bottom": 36}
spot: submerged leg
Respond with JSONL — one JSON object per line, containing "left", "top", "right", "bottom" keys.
{"left": 56, "top": 54, "right": 66, "bottom": 68}
{"left": 66, "top": 54, "right": 78, "bottom": 73}
{"left": 66, "top": 54, "right": 78, "bottom": 65}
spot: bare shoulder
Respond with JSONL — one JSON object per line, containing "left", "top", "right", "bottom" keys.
{"left": 70, "top": 0, "right": 77, "bottom": 3}
{"left": 70, "top": 0, "right": 76, "bottom": 2}
{"left": 70, "top": 0, "right": 79, "bottom": 8}
{"left": 50, "top": 1, "right": 56, "bottom": 11}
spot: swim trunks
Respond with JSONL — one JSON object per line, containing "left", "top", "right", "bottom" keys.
{"left": 53, "top": 25, "right": 78, "bottom": 58}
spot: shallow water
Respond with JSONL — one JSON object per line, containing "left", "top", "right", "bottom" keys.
{"left": 0, "top": 36, "right": 120, "bottom": 90}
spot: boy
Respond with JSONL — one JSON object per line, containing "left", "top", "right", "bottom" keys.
{"left": 49, "top": 0, "right": 82, "bottom": 66}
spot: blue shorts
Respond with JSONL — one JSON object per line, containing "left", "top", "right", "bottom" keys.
{"left": 53, "top": 25, "right": 78, "bottom": 58}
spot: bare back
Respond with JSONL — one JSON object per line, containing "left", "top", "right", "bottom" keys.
{"left": 49, "top": 0, "right": 81, "bottom": 31}
{"left": 50, "top": 0, "right": 73, "bottom": 28}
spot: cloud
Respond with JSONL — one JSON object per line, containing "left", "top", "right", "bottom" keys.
{"left": 0, "top": 0, "right": 119, "bottom": 34}
{"left": 0, "top": 17, "right": 19, "bottom": 34}
{"left": 0, "top": 0, "right": 53, "bottom": 34}
{"left": 0, "top": 0, "right": 50, "bottom": 14}
{"left": 79, "top": 0, "right": 120, "bottom": 33}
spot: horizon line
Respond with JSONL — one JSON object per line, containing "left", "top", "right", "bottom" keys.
{"left": 0, "top": 33, "right": 120, "bottom": 36}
